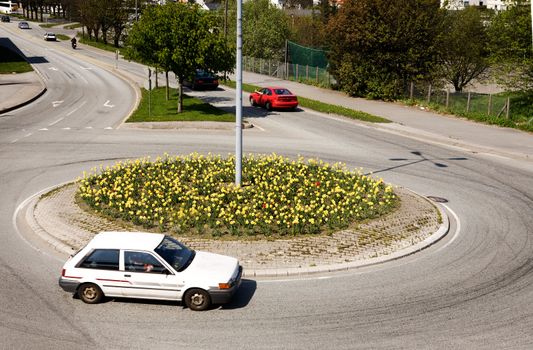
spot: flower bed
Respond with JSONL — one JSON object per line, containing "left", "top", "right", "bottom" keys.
{"left": 78, "top": 153, "right": 398, "bottom": 237}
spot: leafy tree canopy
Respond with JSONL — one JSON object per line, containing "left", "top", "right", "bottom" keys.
{"left": 439, "top": 7, "right": 490, "bottom": 92}
{"left": 223, "top": 0, "right": 290, "bottom": 60}
{"left": 488, "top": 0, "right": 533, "bottom": 92}
{"left": 125, "top": 3, "right": 234, "bottom": 112}
{"left": 326, "top": 0, "right": 445, "bottom": 100}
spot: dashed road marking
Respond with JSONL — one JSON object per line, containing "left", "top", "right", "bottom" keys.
{"left": 103, "top": 100, "right": 115, "bottom": 108}
{"left": 61, "top": 127, "right": 71, "bottom": 130}
{"left": 39, "top": 128, "right": 48, "bottom": 131}
{"left": 66, "top": 101, "right": 87, "bottom": 116}
{"left": 52, "top": 101, "right": 64, "bottom": 108}
{"left": 49, "top": 117, "right": 64, "bottom": 126}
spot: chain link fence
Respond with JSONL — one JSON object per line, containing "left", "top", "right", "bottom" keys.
{"left": 405, "top": 82, "right": 511, "bottom": 118}
{"left": 243, "top": 56, "right": 335, "bottom": 88}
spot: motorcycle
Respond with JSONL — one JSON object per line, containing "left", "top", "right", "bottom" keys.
{"left": 71, "top": 41, "right": 77, "bottom": 49}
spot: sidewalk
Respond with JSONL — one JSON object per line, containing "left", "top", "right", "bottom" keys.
{"left": 0, "top": 70, "right": 46, "bottom": 114}
{"left": 240, "top": 71, "right": 533, "bottom": 163}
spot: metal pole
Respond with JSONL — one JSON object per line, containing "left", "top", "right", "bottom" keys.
{"left": 135, "top": 0, "right": 138, "bottom": 21}
{"left": 235, "top": 0, "right": 243, "bottom": 186}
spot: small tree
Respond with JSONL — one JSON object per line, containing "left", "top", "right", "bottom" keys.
{"left": 488, "top": 0, "right": 533, "bottom": 93}
{"left": 125, "top": 3, "right": 234, "bottom": 113}
{"left": 223, "top": 0, "right": 290, "bottom": 60}
{"left": 440, "top": 7, "right": 490, "bottom": 92}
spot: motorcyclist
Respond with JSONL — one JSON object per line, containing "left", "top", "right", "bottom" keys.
{"left": 71, "top": 37, "right": 77, "bottom": 49}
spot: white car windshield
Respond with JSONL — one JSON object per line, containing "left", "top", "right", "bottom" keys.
{"left": 154, "top": 236, "right": 195, "bottom": 272}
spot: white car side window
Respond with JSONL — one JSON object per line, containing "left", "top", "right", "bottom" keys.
{"left": 125, "top": 251, "right": 168, "bottom": 274}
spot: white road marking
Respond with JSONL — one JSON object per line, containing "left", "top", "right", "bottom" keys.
{"left": 253, "top": 124, "right": 266, "bottom": 132}
{"left": 66, "top": 101, "right": 87, "bottom": 116}
{"left": 23, "top": 133, "right": 33, "bottom": 138}
{"left": 48, "top": 67, "right": 58, "bottom": 71}
{"left": 103, "top": 100, "right": 115, "bottom": 108}
{"left": 434, "top": 204, "right": 461, "bottom": 254}
{"left": 61, "top": 127, "right": 71, "bottom": 130}
{"left": 38, "top": 128, "right": 48, "bottom": 131}
{"left": 49, "top": 117, "right": 64, "bottom": 126}
{"left": 104, "top": 127, "right": 113, "bottom": 130}
{"left": 10, "top": 139, "right": 19, "bottom": 144}
{"left": 80, "top": 66, "right": 93, "bottom": 70}
{"left": 52, "top": 100, "right": 64, "bottom": 108}
{"left": 85, "top": 126, "right": 93, "bottom": 129}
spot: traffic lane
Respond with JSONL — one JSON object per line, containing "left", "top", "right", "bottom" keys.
{"left": 3, "top": 112, "right": 533, "bottom": 348}
{"left": 0, "top": 27, "right": 135, "bottom": 131}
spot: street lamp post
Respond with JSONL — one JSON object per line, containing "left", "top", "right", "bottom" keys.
{"left": 235, "top": 0, "right": 243, "bottom": 186}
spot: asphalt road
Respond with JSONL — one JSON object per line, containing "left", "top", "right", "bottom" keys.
{"left": 1, "top": 24, "right": 533, "bottom": 349}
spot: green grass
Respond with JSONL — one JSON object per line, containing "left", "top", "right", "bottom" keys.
{"left": 64, "top": 23, "right": 82, "bottom": 29}
{"left": 406, "top": 91, "right": 533, "bottom": 132}
{"left": 127, "top": 87, "right": 235, "bottom": 123}
{"left": 0, "top": 46, "right": 33, "bottom": 74}
{"left": 78, "top": 34, "right": 122, "bottom": 54}
{"left": 56, "top": 34, "right": 70, "bottom": 41}
{"left": 222, "top": 80, "right": 390, "bottom": 123}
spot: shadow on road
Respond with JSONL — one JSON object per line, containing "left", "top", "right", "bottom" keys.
{"left": 370, "top": 150, "right": 468, "bottom": 175}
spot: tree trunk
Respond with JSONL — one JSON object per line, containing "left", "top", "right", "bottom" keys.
{"left": 177, "top": 81, "right": 183, "bottom": 114}
{"left": 165, "top": 71, "right": 169, "bottom": 101}
{"left": 155, "top": 68, "right": 159, "bottom": 88}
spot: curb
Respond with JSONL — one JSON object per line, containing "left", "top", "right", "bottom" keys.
{"left": 18, "top": 184, "right": 77, "bottom": 256}
{"left": 245, "top": 201, "right": 450, "bottom": 277}
{"left": 18, "top": 182, "right": 451, "bottom": 277}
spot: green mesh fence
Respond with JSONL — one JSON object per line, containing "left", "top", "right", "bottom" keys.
{"left": 287, "top": 40, "right": 328, "bottom": 69}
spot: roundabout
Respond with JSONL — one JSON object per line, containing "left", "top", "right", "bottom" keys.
{"left": 2, "top": 24, "right": 533, "bottom": 349}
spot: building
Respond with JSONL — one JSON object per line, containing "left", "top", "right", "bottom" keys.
{"left": 442, "top": 0, "right": 509, "bottom": 10}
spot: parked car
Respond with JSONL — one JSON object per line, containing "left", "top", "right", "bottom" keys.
{"left": 18, "top": 21, "right": 29, "bottom": 29}
{"left": 249, "top": 87, "right": 299, "bottom": 111}
{"left": 1, "top": 15, "right": 10, "bottom": 23}
{"left": 183, "top": 69, "right": 219, "bottom": 90}
{"left": 43, "top": 32, "right": 56, "bottom": 41}
{"left": 58, "top": 231, "right": 242, "bottom": 311}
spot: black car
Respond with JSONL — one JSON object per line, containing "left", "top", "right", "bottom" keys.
{"left": 1, "top": 15, "right": 10, "bottom": 22}
{"left": 184, "top": 69, "right": 219, "bottom": 90}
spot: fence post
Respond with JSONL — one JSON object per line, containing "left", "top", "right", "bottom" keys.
{"left": 316, "top": 66, "right": 319, "bottom": 83}
{"left": 259, "top": 58, "right": 262, "bottom": 75}
{"left": 268, "top": 59, "right": 271, "bottom": 76}
{"left": 410, "top": 82, "right": 414, "bottom": 100}
{"left": 306, "top": 65, "right": 309, "bottom": 80}
{"left": 427, "top": 84, "right": 432, "bottom": 103}
{"left": 446, "top": 89, "right": 449, "bottom": 109}
{"left": 487, "top": 94, "right": 492, "bottom": 116}
{"left": 295, "top": 64, "right": 299, "bottom": 81}
{"left": 466, "top": 91, "right": 471, "bottom": 113}
{"left": 506, "top": 97, "right": 510, "bottom": 119}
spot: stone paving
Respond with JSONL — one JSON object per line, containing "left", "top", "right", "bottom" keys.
{"left": 33, "top": 183, "right": 442, "bottom": 275}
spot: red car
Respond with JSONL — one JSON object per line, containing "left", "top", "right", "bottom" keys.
{"left": 249, "top": 87, "right": 298, "bottom": 111}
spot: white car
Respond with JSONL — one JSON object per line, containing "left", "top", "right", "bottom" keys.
{"left": 59, "top": 232, "right": 242, "bottom": 311}
{"left": 43, "top": 32, "right": 56, "bottom": 41}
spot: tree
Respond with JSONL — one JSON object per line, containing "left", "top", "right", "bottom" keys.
{"left": 488, "top": 0, "right": 533, "bottom": 93}
{"left": 223, "top": 0, "right": 290, "bottom": 60}
{"left": 440, "top": 7, "right": 490, "bottom": 92}
{"left": 289, "top": 13, "right": 327, "bottom": 48}
{"left": 125, "top": 3, "right": 234, "bottom": 113}
{"left": 326, "top": 0, "right": 445, "bottom": 100}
